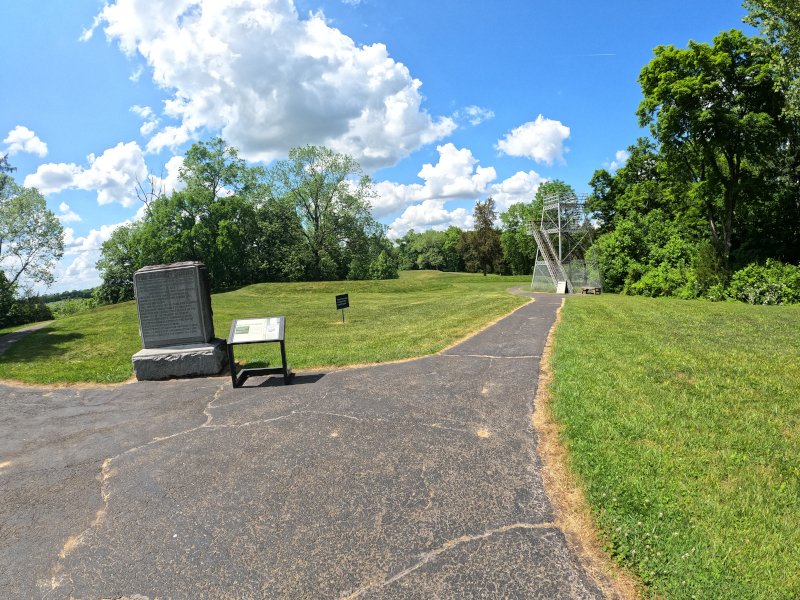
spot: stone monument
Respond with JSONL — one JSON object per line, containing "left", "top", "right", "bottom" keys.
{"left": 131, "top": 261, "right": 227, "bottom": 380}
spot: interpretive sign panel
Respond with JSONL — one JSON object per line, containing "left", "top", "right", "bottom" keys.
{"left": 335, "top": 294, "right": 350, "bottom": 310}
{"left": 227, "top": 316, "right": 293, "bottom": 386}
{"left": 133, "top": 262, "right": 215, "bottom": 348}
{"left": 230, "top": 317, "right": 282, "bottom": 344}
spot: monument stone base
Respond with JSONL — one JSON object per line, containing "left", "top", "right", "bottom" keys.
{"left": 132, "top": 338, "right": 228, "bottom": 381}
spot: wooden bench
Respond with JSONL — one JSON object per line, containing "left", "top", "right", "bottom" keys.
{"left": 581, "top": 287, "right": 602, "bottom": 295}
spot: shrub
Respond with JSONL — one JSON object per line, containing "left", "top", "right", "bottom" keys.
{"left": 704, "top": 283, "right": 728, "bottom": 302}
{"left": 727, "top": 260, "right": 800, "bottom": 305}
{"left": 5, "top": 297, "right": 53, "bottom": 327}
{"left": 626, "top": 262, "right": 692, "bottom": 297}
{"left": 49, "top": 297, "right": 99, "bottom": 318}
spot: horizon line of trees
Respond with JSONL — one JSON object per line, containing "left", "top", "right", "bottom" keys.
{"left": 93, "top": 140, "right": 568, "bottom": 306}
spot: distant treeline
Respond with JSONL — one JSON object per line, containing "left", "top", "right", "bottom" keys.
{"left": 94, "top": 141, "right": 562, "bottom": 305}
{"left": 40, "top": 288, "right": 95, "bottom": 303}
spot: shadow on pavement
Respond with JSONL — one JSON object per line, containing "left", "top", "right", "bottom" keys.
{"left": 237, "top": 372, "right": 326, "bottom": 388}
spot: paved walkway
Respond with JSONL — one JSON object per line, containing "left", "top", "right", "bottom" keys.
{"left": 0, "top": 321, "right": 53, "bottom": 356}
{"left": 0, "top": 295, "right": 604, "bottom": 599}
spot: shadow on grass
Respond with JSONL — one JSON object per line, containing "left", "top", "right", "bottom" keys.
{"left": 0, "top": 328, "right": 84, "bottom": 361}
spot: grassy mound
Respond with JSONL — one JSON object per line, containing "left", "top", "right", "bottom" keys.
{"left": 0, "top": 271, "right": 529, "bottom": 384}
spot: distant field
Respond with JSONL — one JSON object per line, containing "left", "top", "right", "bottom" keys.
{"left": 0, "top": 271, "right": 529, "bottom": 384}
{"left": 550, "top": 295, "right": 800, "bottom": 599}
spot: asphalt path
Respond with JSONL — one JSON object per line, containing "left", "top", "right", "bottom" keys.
{"left": 0, "top": 322, "right": 53, "bottom": 356}
{"left": 0, "top": 293, "right": 604, "bottom": 599}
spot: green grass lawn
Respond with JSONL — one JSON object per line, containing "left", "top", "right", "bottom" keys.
{"left": 0, "top": 271, "right": 529, "bottom": 384}
{"left": 550, "top": 295, "right": 800, "bottom": 599}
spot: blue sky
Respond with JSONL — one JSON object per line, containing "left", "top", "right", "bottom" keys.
{"left": 2, "top": 0, "right": 752, "bottom": 292}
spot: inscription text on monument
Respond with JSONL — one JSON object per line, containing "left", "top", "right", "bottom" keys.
{"left": 134, "top": 262, "right": 214, "bottom": 348}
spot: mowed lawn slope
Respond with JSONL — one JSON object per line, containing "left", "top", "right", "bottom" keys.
{"left": 0, "top": 271, "right": 529, "bottom": 384}
{"left": 551, "top": 295, "right": 800, "bottom": 599}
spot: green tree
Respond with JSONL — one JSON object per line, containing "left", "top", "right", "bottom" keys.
{"left": 441, "top": 226, "right": 464, "bottom": 272}
{"left": 457, "top": 229, "right": 480, "bottom": 273}
{"left": 743, "top": 2, "right": 800, "bottom": 265}
{"left": 637, "top": 30, "right": 785, "bottom": 268}
{"left": 397, "top": 229, "right": 449, "bottom": 271}
{"left": 95, "top": 224, "right": 140, "bottom": 304}
{"left": 0, "top": 184, "right": 64, "bottom": 295}
{"left": 0, "top": 154, "right": 14, "bottom": 199}
{"left": 268, "top": 146, "right": 384, "bottom": 280}
{"left": 588, "top": 139, "right": 682, "bottom": 233}
{"left": 395, "top": 229, "right": 419, "bottom": 271}
{"left": 133, "top": 190, "right": 262, "bottom": 290}
{"left": 97, "top": 138, "right": 268, "bottom": 300}
{"left": 745, "top": 0, "right": 800, "bottom": 116}
{"left": 252, "top": 196, "right": 308, "bottom": 282}
{"left": 97, "top": 141, "right": 394, "bottom": 302}
{"left": 368, "top": 249, "right": 400, "bottom": 280}
{"left": 500, "top": 201, "right": 539, "bottom": 275}
{"left": 179, "top": 137, "right": 264, "bottom": 202}
{"left": 472, "top": 197, "right": 504, "bottom": 275}
{"left": 0, "top": 271, "right": 15, "bottom": 327}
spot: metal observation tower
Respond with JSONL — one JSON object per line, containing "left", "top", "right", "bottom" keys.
{"left": 529, "top": 192, "right": 601, "bottom": 293}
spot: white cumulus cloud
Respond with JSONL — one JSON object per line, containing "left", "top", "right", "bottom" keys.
{"left": 496, "top": 115, "right": 570, "bottom": 166}
{"left": 372, "top": 143, "right": 495, "bottom": 217}
{"left": 25, "top": 142, "right": 147, "bottom": 207}
{"left": 129, "top": 65, "right": 144, "bottom": 82}
{"left": 372, "top": 180, "right": 426, "bottom": 218}
{"left": 387, "top": 200, "right": 473, "bottom": 239}
{"left": 57, "top": 202, "right": 82, "bottom": 224}
{"left": 24, "top": 142, "right": 184, "bottom": 208}
{"left": 374, "top": 143, "right": 545, "bottom": 237}
{"left": 58, "top": 221, "right": 132, "bottom": 290}
{"left": 418, "top": 144, "right": 496, "bottom": 199}
{"left": 606, "top": 149, "right": 630, "bottom": 171}
{"left": 373, "top": 143, "right": 544, "bottom": 219}
{"left": 489, "top": 170, "right": 546, "bottom": 212}
{"left": 90, "top": 0, "right": 455, "bottom": 169}
{"left": 131, "top": 105, "right": 160, "bottom": 137}
{"left": 457, "top": 105, "right": 495, "bottom": 126}
{"left": 3, "top": 126, "right": 48, "bottom": 157}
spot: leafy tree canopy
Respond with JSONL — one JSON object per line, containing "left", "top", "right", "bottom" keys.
{"left": 0, "top": 180, "right": 64, "bottom": 295}
{"left": 96, "top": 141, "right": 397, "bottom": 303}
{"left": 267, "top": 145, "right": 387, "bottom": 281}
{"left": 745, "top": 0, "right": 800, "bottom": 115}
{"left": 637, "top": 29, "right": 785, "bottom": 266}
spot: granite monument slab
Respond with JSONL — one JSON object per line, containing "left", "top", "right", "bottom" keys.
{"left": 131, "top": 261, "right": 226, "bottom": 380}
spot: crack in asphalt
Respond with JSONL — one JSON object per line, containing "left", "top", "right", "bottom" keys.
{"left": 41, "top": 383, "right": 490, "bottom": 594}
{"left": 44, "top": 383, "right": 227, "bottom": 593}
{"left": 340, "top": 522, "right": 559, "bottom": 599}
{"left": 31, "top": 297, "right": 585, "bottom": 598}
